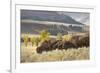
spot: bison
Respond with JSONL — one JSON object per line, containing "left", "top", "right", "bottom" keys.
{"left": 36, "top": 40, "right": 51, "bottom": 53}
{"left": 71, "top": 34, "right": 89, "bottom": 48}
{"left": 77, "top": 35, "right": 89, "bottom": 47}
{"left": 36, "top": 40, "right": 76, "bottom": 53}
{"left": 36, "top": 34, "right": 89, "bottom": 54}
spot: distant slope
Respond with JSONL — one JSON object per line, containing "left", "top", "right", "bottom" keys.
{"left": 21, "top": 10, "right": 89, "bottom": 35}
{"left": 21, "top": 10, "right": 83, "bottom": 25}
{"left": 21, "top": 21, "right": 85, "bottom": 35}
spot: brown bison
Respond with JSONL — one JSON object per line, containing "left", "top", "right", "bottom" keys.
{"left": 77, "top": 35, "right": 89, "bottom": 47}
{"left": 52, "top": 40, "right": 77, "bottom": 50}
{"left": 36, "top": 40, "right": 53, "bottom": 53}
{"left": 71, "top": 35, "right": 89, "bottom": 48}
{"left": 36, "top": 34, "right": 89, "bottom": 54}
{"left": 36, "top": 40, "right": 76, "bottom": 53}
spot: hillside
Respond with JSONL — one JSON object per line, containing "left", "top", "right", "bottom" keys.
{"left": 21, "top": 10, "right": 83, "bottom": 25}
{"left": 21, "top": 21, "right": 87, "bottom": 35}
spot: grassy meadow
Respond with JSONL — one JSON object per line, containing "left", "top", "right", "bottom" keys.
{"left": 21, "top": 32, "right": 90, "bottom": 63}
{"left": 21, "top": 42, "right": 89, "bottom": 63}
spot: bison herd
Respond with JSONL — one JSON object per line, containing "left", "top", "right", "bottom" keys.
{"left": 36, "top": 34, "right": 89, "bottom": 53}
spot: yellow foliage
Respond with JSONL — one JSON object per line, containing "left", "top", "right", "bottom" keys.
{"left": 63, "top": 34, "right": 72, "bottom": 41}
{"left": 30, "top": 36, "right": 35, "bottom": 46}
{"left": 23, "top": 35, "right": 29, "bottom": 46}
{"left": 40, "top": 30, "right": 50, "bottom": 42}
{"left": 57, "top": 33, "right": 62, "bottom": 40}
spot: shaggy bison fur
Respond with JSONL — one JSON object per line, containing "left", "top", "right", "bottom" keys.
{"left": 77, "top": 35, "right": 89, "bottom": 47}
{"left": 36, "top": 40, "right": 76, "bottom": 53}
{"left": 71, "top": 34, "right": 89, "bottom": 47}
{"left": 36, "top": 34, "right": 89, "bottom": 54}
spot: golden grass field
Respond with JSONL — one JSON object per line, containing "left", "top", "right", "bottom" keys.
{"left": 21, "top": 43, "right": 89, "bottom": 63}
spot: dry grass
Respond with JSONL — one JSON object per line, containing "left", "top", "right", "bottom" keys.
{"left": 21, "top": 43, "right": 89, "bottom": 63}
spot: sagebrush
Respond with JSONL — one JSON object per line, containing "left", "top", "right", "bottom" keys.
{"left": 21, "top": 46, "right": 89, "bottom": 63}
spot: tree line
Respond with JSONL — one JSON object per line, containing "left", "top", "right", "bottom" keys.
{"left": 22, "top": 30, "right": 72, "bottom": 47}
